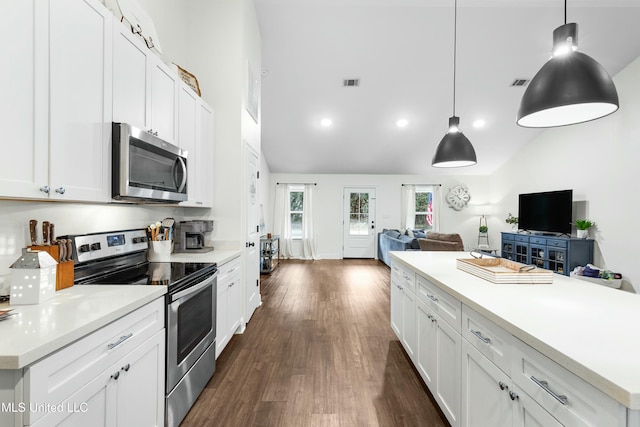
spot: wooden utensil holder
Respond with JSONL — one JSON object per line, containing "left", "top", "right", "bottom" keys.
{"left": 28, "top": 245, "right": 74, "bottom": 291}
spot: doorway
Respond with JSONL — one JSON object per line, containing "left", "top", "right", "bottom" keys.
{"left": 342, "top": 187, "right": 376, "bottom": 258}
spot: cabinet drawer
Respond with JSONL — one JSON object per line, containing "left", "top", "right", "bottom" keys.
{"left": 546, "top": 238, "right": 567, "bottom": 249}
{"left": 529, "top": 236, "right": 546, "bottom": 246}
{"left": 462, "top": 305, "right": 512, "bottom": 375}
{"left": 392, "top": 261, "right": 416, "bottom": 294}
{"left": 218, "top": 256, "right": 241, "bottom": 285}
{"left": 24, "top": 298, "right": 164, "bottom": 424}
{"left": 416, "top": 274, "right": 461, "bottom": 332}
{"left": 514, "top": 235, "right": 529, "bottom": 243}
{"left": 502, "top": 233, "right": 515, "bottom": 241}
{"left": 511, "top": 338, "right": 622, "bottom": 427}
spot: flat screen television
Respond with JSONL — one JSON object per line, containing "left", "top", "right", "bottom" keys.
{"left": 518, "top": 189, "right": 573, "bottom": 235}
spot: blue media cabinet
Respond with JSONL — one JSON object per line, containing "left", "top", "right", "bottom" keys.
{"left": 501, "top": 232, "right": 594, "bottom": 276}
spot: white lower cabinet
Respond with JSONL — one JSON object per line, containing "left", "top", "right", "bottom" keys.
{"left": 391, "top": 260, "right": 628, "bottom": 427}
{"left": 216, "top": 256, "right": 243, "bottom": 358}
{"left": 31, "top": 330, "right": 164, "bottom": 427}
{"left": 24, "top": 298, "right": 165, "bottom": 427}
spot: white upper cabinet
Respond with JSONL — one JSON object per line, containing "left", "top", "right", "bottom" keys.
{"left": 112, "top": 19, "right": 178, "bottom": 144}
{"left": 48, "top": 0, "right": 112, "bottom": 202}
{"left": 197, "top": 102, "right": 215, "bottom": 208}
{"left": 0, "top": 0, "right": 112, "bottom": 202}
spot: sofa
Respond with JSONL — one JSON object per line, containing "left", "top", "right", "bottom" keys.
{"left": 417, "top": 232, "right": 464, "bottom": 251}
{"left": 377, "top": 229, "right": 424, "bottom": 267}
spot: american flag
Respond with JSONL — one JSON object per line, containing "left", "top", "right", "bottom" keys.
{"left": 426, "top": 192, "right": 433, "bottom": 226}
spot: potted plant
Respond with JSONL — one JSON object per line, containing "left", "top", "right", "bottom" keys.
{"left": 505, "top": 213, "right": 518, "bottom": 232}
{"left": 574, "top": 219, "right": 595, "bottom": 239}
{"left": 479, "top": 225, "right": 488, "bottom": 233}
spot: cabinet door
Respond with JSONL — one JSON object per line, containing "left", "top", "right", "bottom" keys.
{"left": 112, "top": 20, "right": 148, "bottom": 131}
{"left": 48, "top": 0, "right": 112, "bottom": 202}
{"left": 0, "top": 1, "right": 49, "bottom": 199}
{"left": 116, "top": 330, "right": 165, "bottom": 427}
{"left": 31, "top": 368, "right": 117, "bottom": 427}
{"left": 149, "top": 57, "right": 178, "bottom": 143}
{"left": 216, "top": 280, "right": 229, "bottom": 359}
{"left": 228, "top": 272, "right": 242, "bottom": 335}
{"left": 390, "top": 281, "right": 403, "bottom": 338}
{"left": 461, "top": 340, "right": 511, "bottom": 427}
{"left": 511, "top": 385, "right": 563, "bottom": 427}
{"left": 401, "top": 288, "right": 417, "bottom": 362}
{"left": 178, "top": 85, "right": 199, "bottom": 206}
{"left": 416, "top": 300, "right": 437, "bottom": 389}
{"left": 435, "top": 315, "right": 461, "bottom": 427}
{"left": 197, "top": 101, "right": 215, "bottom": 207}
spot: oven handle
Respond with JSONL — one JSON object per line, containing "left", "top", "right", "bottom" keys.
{"left": 171, "top": 272, "right": 217, "bottom": 302}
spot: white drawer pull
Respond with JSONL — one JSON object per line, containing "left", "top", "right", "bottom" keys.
{"left": 107, "top": 333, "right": 133, "bottom": 350}
{"left": 470, "top": 329, "right": 491, "bottom": 344}
{"left": 531, "top": 376, "right": 568, "bottom": 405}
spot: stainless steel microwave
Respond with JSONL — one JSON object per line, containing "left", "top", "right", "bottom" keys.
{"left": 112, "top": 122, "right": 188, "bottom": 203}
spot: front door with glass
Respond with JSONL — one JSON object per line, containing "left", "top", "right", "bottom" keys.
{"left": 342, "top": 187, "right": 376, "bottom": 258}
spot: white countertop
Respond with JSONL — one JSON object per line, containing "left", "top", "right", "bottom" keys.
{"left": 391, "top": 251, "right": 640, "bottom": 410}
{"left": 0, "top": 285, "right": 166, "bottom": 370}
{"left": 169, "top": 249, "right": 241, "bottom": 266}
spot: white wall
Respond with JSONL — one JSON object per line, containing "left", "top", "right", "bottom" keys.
{"left": 489, "top": 56, "right": 640, "bottom": 291}
{"left": 259, "top": 152, "right": 272, "bottom": 235}
{"left": 268, "top": 173, "right": 493, "bottom": 259}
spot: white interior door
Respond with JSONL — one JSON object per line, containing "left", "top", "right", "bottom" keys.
{"left": 343, "top": 187, "right": 376, "bottom": 258}
{"left": 245, "top": 146, "right": 261, "bottom": 321}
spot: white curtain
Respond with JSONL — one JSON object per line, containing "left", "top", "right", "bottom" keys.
{"left": 401, "top": 184, "right": 416, "bottom": 230}
{"left": 273, "top": 184, "right": 294, "bottom": 258}
{"left": 301, "top": 184, "right": 319, "bottom": 260}
{"left": 432, "top": 186, "right": 441, "bottom": 232}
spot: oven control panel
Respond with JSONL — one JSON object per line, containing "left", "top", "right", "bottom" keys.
{"left": 71, "top": 229, "right": 149, "bottom": 264}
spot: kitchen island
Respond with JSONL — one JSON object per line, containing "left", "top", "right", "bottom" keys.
{"left": 390, "top": 250, "right": 640, "bottom": 427}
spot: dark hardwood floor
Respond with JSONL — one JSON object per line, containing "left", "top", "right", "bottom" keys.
{"left": 181, "top": 259, "right": 449, "bottom": 427}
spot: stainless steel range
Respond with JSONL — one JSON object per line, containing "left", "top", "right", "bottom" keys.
{"left": 67, "top": 229, "right": 217, "bottom": 427}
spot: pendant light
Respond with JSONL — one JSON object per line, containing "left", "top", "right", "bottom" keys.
{"left": 432, "top": 0, "right": 477, "bottom": 168}
{"left": 517, "top": 0, "right": 619, "bottom": 128}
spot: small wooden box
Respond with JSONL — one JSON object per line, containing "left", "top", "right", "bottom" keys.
{"left": 29, "top": 246, "right": 74, "bottom": 291}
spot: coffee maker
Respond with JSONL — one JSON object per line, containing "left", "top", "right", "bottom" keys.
{"left": 174, "top": 220, "right": 214, "bottom": 253}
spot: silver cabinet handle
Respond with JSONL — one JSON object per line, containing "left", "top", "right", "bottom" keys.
{"left": 498, "top": 381, "right": 507, "bottom": 391}
{"left": 107, "top": 333, "right": 133, "bottom": 349}
{"left": 509, "top": 391, "right": 519, "bottom": 401}
{"left": 55, "top": 187, "right": 66, "bottom": 194}
{"left": 531, "top": 376, "right": 568, "bottom": 405}
{"left": 111, "top": 371, "right": 120, "bottom": 380}
{"left": 427, "top": 294, "right": 438, "bottom": 303}
{"left": 40, "top": 186, "right": 50, "bottom": 194}
{"left": 470, "top": 329, "right": 491, "bottom": 344}
{"left": 122, "top": 363, "right": 130, "bottom": 372}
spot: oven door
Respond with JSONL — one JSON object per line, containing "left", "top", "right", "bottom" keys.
{"left": 166, "top": 272, "right": 216, "bottom": 393}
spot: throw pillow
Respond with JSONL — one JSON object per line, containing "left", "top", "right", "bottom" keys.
{"left": 413, "top": 229, "right": 426, "bottom": 238}
{"left": 406, "top": 229, "right": 414, "bottom": 237}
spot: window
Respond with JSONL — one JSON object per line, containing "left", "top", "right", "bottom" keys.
{"left": 349, "top": 192, "right": 369, "bottom": 235}
{"left": 290, "top": 188, "right": 304, "bottom": 239}
{"left": 415, "top": 187, "right": 435, "bottom": 230}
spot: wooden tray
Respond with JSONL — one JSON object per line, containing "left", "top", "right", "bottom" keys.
{"left": 457, "top": 258, "right": 553, "bottom": 284}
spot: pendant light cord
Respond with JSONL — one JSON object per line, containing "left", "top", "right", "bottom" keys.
{"left": 452, "top": 0, "right": 458, "bottom": 116}
{"left": 564, "top": 0, "right": 567, "bottom": 24}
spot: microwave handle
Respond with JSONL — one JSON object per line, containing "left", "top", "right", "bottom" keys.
{"left": 173, "top": 157, "right": 187, "bottom": 193}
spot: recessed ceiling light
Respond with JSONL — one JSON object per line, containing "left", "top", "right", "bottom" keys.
{"left": 473, "top": 119, "right": 486, "bottom": 129}
{"left": 396, "top": 119, "right": 409, "bottom": 128}
{"left": 320, "top": 118, "right": 332, "bottom": 127}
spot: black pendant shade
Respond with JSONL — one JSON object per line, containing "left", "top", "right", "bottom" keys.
{"left": 517, "top": 23, "right": 619, "bottom": 128}
{"left": 431, "top": 0, "right": 477, "bottom": 168}
{"left": 432, "top": 116, "right": 477, "bottom": 168}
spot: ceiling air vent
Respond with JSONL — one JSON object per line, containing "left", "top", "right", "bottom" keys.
{"left": 511, "top": 78, "right": 530, "bottom": 87}
{"left": 343, "top": 78, "right": 360, "bottom": 87}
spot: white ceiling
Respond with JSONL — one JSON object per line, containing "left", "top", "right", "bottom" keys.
{"left": 254, "top": 0, "right": 640, "bottom": 175}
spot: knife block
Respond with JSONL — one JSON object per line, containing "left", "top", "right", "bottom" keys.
{"left": 28, "top": 245, "right": 74, "bottom": 291}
